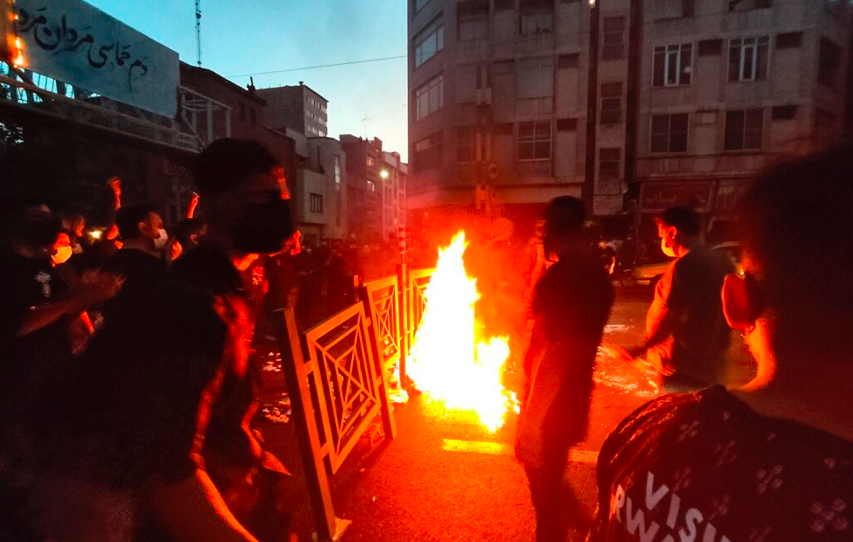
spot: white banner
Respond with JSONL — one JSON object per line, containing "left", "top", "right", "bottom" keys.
{"left": 15, "top": 0, "right": 179, "bottom": 117}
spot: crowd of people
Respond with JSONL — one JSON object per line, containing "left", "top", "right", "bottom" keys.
{"left": 1, "top": 137, "right": 851, "bottom": 542}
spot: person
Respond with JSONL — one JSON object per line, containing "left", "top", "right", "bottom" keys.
{"left": 16, "top": 139, "right": 294, "bottom": 542}
{"left": 516, "top": 196, "right": 615, "bottom": 542}
{"left": 614, "top": 207, "right": 734, "bottom": 392}
{"left": 102, "top": 203, "right": 169, "bottom": 315}
{"left": 598, "top": 238, "right": 617, "bottom": 276}
{"left": 174, "top": 217, "right": 208, "bottom": 256}
{"left": 590, "top": 144, "right": 853, "bottom": 542}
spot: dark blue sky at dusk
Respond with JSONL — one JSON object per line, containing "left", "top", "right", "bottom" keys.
{"left": 88, "top": 0, "right": 409, "bottom": 159}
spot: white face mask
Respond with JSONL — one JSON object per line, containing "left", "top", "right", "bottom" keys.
{"left": 660, "top": 237, "right": 678, "bottom": 258}
{"left": 52, "top": 245, "right": 73, "bottom": 265}
{"left": 153, "top": 228, "right": 169, "bottom": 250}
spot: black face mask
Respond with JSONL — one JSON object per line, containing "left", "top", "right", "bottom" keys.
{"left": 232, "top": 193, "right": 293, "bottom": 254}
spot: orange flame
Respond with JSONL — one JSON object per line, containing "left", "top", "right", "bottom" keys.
{"left": 408, "top": 231, "right": 516, "bottom": 431}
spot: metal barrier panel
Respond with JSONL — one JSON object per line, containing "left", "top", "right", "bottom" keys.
{"left": 279, "top": 303, "right": 395, "bottom": 540}
{"left": 407, "top": 268, "right": 434, "bottom": 352}
{"left": 359, "top": 276, "right": 401, "bottom": 373}
{"left": 303, "top": 302, "right": 395, "bottom": 474}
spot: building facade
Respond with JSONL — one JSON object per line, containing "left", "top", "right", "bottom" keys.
{"left": 340, "top": 135, "right": 384, "bottom": 241}
{"left": 408, "top": 0, "right": 853, "bottom": 237}
{"left": 635, "top": 0, "right": 853, "bottom": 238}
{"left": 257, "top": 83, "right": 329, "bottom": 137}
{"left": 380, "top": 151, "right": 409, "bottom": 240}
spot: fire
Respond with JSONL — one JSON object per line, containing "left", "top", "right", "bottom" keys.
{"left": 408, "top": 231, "right": 516, "bottom": 432}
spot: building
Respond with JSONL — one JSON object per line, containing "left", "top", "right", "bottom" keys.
{"left": 379, "top": 151, "right": 409, "bottom": 241}
{"left": 407, "top": 0, "right": 853, "bottom": 238}
{"left": 257, "top": 83, "right": 329, "bottom": 137}
{"left": 297, "top": 136, "right": 348, "bottom": 244}
{"left": 634, "top": 0, "right": 853, "bottom": 239}
{"left": 340, "top": 135, "right": 384, "bottom": 241}
{"left": 408, "top": 0, "right": 607, "bottom": 232}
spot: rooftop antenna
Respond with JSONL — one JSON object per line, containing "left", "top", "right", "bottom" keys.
{"left": 195, "top": 0, "right": 202, "bottom": 67}
{"left": 361, "top": 113, "right": 373, "bottom": 138}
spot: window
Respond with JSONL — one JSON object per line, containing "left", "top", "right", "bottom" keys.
{"left": 367, "top": 181, "right": 376, "bottom": 192}
{"left": 826, "top": 0, "right": 852, "bottom": 15}
{"left": 776, "top": 32, "right": 803, "bottom": 49}
{"left": 729, "top": 0, "right": 772, "bottom": 11}
{"left": 698, "top": 39, "right": 723, "bottom": 56}
{"left": 457, "top": 126, "right": 476, "bottom": 163}
{"left": 367, "top": 156, "right": 375, "bottom": 167}
{"left": 334, "top": 156, "right": 342, "bottom": 189}
{"left": 414, "top": 132, "right": 443, "bottom": 171}
{"left": 520, "top": 5, "right": 553, "bottom": 35}
{"left": 650, "top": 113, "right": 689, "bottom": 153}
{"left": 310, "top": 193, "right": 323, "bottom": 213}
{"left": 518, "top": 121, "right": 552, "bottom": 160}
{"left": 599, "top": 148, "right": 621, "bottom": 180}
{"left": 602, "top": 17, "right": 626, "bottom": 60}
{"left": 414, "top": 17, "right": 444, "bottom": 68}
{"left": 458, "top": 2, "right": 489, "bottom": 41}
{"left": 653, "top": 44, "right": 693, "bottom": 87}
{"left": 771, "top": 105, "right": 797, "bottom": 120}
{"left": 729, "top": 37, "right": 769, "bottom": 82}
{"left": 725, "top": 109, "right": 764, "bottom": 151}
{"left": 415, "top": 74, "right": 444, "bottom": 120}
{"left": 819, "top": 37, "right": 842, "bottom": 88}
{"left": 557, "top": 118, "right": 577, "bottom": 131}
{"left": 518, "top": 57, "right": 554, "bottom": 99}
{"left": 415, "top": 0, "right": 431, "bottom": 12}
{"left": 558, "top": 53, "right": 579, "bottom": 69}
{"left": 656, "top": 0, "right": 695, "bottom": 18}
{"left": 600, "top": 83, "right": 623, "bottom": 125}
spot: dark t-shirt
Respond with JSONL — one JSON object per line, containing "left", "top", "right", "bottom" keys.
{"left": 647, "top": 247, "right": 734, "bottom": 387}
{"left": 102, "top": 248, "right": 168, "bottom": 317}
{"left": 591, "top": 387, "right": 853, "bottom": 542}
{"left": 0, "top": 252, "right": 72, "bottom": 412}
{"left": 518, "top": 249, "right": 615, "bottom": 463}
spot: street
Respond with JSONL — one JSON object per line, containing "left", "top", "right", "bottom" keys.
{"left": 263, "top": 287, "right": 676, "bottom": 541}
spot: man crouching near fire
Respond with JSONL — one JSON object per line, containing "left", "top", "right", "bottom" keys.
{"left": 516, "top": 196, "right": 614, "bottom": 542}
{"left": 589, "top": 144, "right": 853, "bottom": 542}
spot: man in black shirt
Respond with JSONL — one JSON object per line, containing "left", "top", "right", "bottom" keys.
{"left": 103, "top": 203, "right": 169, "bottom": 314}
{"left": 20, "top": 139, "right": 293, "bottom": 542}
{"left": 517, "top": 197, "right": 614, "bottom": 542}
{"left": 591, "top": 145, "right": 853, "bottom": 542}
{"left": 615, "top": 207, "right": 733, "bottom": 392}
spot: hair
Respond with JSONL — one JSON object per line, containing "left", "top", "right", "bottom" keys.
{"left": 195, "top": 138, "right": 278, "bottom": 195}
{"left": 175, "top": 218, "right": 206, "bottom": 247}
{"left": 657, "top": 206, "right": 701, "bottom": 238}
{"left": 543, "top": 196, "right": 585, "bottom": 238}
{"left": 0, "top": 204, "right": 61, "bottom": 249}
{"left": 737, "top": 142, "right": 853, "bottom": 353}
{"left": 115, "top": 203, "right": 158, "bottom": 241}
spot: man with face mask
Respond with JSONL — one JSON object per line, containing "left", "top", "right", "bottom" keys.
{"left": 101, "top": 203, "right": 169, "bottom": 317}
{"left": 616, "top": 206, "right": 734, "bottom": 392}
{"left": 20, "top": 139, "right": 293, "bottom": 542}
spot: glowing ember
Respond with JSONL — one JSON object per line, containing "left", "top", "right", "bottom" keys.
{"left": 408, "top": 231, "right": 516, "bottom": 431}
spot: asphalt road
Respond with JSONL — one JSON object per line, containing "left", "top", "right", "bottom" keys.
{"left": 260, "top": 287, "right": 669, "bottom": 542}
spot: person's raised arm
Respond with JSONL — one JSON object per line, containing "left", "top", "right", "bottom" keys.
{"left": 105, "top": 177, "right": 122, "bottom": 241}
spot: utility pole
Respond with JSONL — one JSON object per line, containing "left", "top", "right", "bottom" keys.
{"left": 195, "top": 0, "right": 202, "bottom": 67}
{"left": 584, "top": 0, "right": 600, "bottom": 217}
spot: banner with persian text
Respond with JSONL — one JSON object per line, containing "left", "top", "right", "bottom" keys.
{"left": 15, "top": 0, "right": 178, "bottom": 117}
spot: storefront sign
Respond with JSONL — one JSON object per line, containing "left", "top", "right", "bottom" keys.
{"left": 15, "top": 0, "right": 178, "bottom": 116}
{"left": 641, "top": 181, "right": 714, "bottom": 212}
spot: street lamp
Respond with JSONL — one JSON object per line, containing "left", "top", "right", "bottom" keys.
{"left": 379, "top": 169, "right": 390, "bottom": 180}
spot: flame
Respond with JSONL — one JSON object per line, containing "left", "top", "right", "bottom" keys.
{"left": 408, "top": 231, "right": 516, "bottom": 432}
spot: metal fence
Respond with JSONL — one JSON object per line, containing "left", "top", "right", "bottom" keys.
{"left": 277, "top": 266, "right": 432, "bottom": 541}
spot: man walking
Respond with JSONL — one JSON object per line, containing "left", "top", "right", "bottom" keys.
{"left": 517, "top": 196, "right": 614, "bottom": 542}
